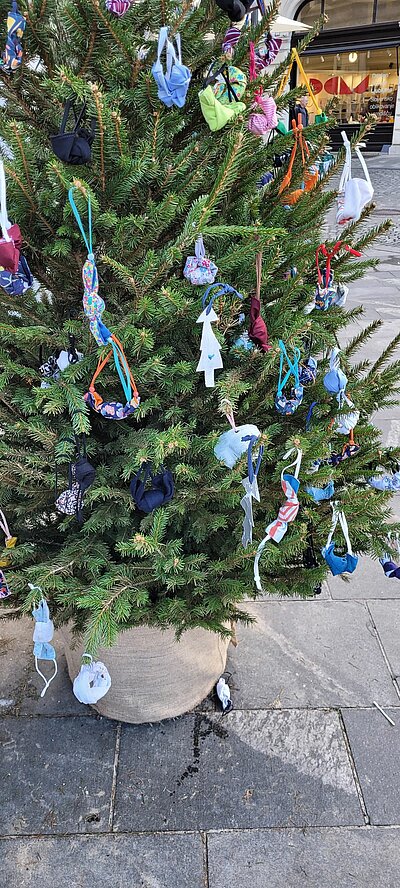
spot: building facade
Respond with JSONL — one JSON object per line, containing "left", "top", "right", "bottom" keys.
{"left": 278, "top": 0, "right": 400, "bottom": 151}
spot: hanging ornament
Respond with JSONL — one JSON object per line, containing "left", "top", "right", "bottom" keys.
{"left": 380, "top": 534, "right": 400, "bottom": 579}
{"left": 30, "top": 585, "right": 58, "bottom": 698}
{"left": 1, "top": 1, "right": 26, "bottom": 73}
{"left": 183, "top": 235, "right": 218, "bottom": 285}
{"left": 321, "top": 504, "right": 358, "bottom": 576}
{"left": 275, "top": 341, "right": 303, "bottom": 415}
{"left": 214, "top": 400, "right": 260, "bottom": 470}
{"left": 248, "top": 252, "right": 271, "bottom": 352}
{"left": 254, "top": 447, "right": 302, "bottom": 591}
{"left": 323, "top": 348, "right": 353, "bottom": 409}
{"left": 240, "top": 435, "right": 264, "bottom": 548}
{"left": 105, "top": 0, "right": 134, "bottom": 14}
{"left": 196, "top": 283, "right": 242, "bottom": 388}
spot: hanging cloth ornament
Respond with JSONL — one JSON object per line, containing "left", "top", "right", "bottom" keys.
{"left": 254, "top": 446, "right": 302, "bottom": 591}
{"left": 324, "top": 348, "right": 353, "bottom": 409}
{"left": 51, "top": 97, "right": 96, "bottom": 166}
{"left": 248, "top": 251, "right": 271, "bottom": 352}
{"left": 199, "top": 63, "right": 246, "bottom": 132}
{"left": 73, "top": 654, "right": 112, "bottom": 705}
{"left": 105, "top": 0, "right": 134, "bottom": 14}
{"left": 0, "top": 253, "right": 32, "bottom": 296}
{"left": 151, "top": 27, "right": 191, "bottom": 109}
{"left": 214, "top": 400, "right": 260, "bottom": 469}
{"left": 84, "top": 331, "right": 140, "bottom": 420}
{"left": 68, "top": 187, "right": 106, "bottom": 347}
{"left": 0, "top": 158, "right": 22, "bottom": 272}
{"left": 183, "top": 235, "right": 218, "bottom": 285}
{"left": 277, "top": 48, "right": 322, "bottom": 116}
{"left": 55, "top": 435, "right": 96, "bottom": 523}
{"left": 275, "top": 340, "right": 304, "bottom": 415}
{"left": 278, "top": 118, "right": 317, "bottom": 206}
{"left": 1, "top": 1, "right": 26, "bottom": 73}
{"left": 240, "top": 435, "right": 264, "bottom": 547}
{"left": 337, "top": 131, "right": 374, "bottom": 225}
{"left": 130, "top": 462, "right": 174, "bottom": 514}
{"left": 212, "top": 63, "right": 247, "bottom": 106}
{"left": 30, "top": 586, "right": 58, "bottom": 698}
{"left": 247, "top": 44, "right": 277, "bottom": 137}
{"left": 214, "top": 0, "right": 253, "bottom": 23}
{"left": 196, "top": 282, "right": 242, "bottom": 388}
{"left": 322, "top": 504, "right": 358, "bottom": 576}
{"left": 313, "top": 242, "right": 361, "bottom": 312}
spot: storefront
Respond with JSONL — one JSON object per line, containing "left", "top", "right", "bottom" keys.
{"left": 278, "top": 0, "right": 400, "bottom": 151}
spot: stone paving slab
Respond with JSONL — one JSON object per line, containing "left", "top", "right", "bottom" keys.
{"left": 342, "top": 708, "right": 400, "bottom": 826}
{"left": 227, "top": 601, "right": 398, "bottom": 708}
{"left": 368, "top": 601, "right": 400, "bottom": 680}
{"left": 0, "top": 717, "right": 116, "bottom": 835}
{"left": 329, "top": 556, "right": 400, "bottom": 600}
{"left": 207, "top": 826, "right": 400, "bottom": 888}
{"left": 114, "top": 709, "right": 363, "bottom": 832}
{"left": 0, "top": 617, "right": 84, "bottom": 716}
{"left": 0, "top": 833, "right": 205, "bottom": 888}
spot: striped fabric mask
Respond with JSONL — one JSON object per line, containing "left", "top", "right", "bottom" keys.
{"left": 254, "top": 447, "right": 302, "bottom": 590}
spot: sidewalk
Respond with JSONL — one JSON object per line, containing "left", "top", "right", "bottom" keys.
{"left": 2, "top": 155, "right": 400, "bottom": 888}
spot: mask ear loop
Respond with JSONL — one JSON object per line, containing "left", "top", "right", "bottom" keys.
{"left": 0, "top": 508, "right": 12, "bottom": 545}
{"left": 34, "top": 655, "right": 58, "bottom": 699}
{"left": 221, "top": 398, "right": 237, "bottom": 432}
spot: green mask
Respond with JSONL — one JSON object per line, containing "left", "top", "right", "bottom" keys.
{"left": 199, "top": 85, "right": 245, "bottom": 132}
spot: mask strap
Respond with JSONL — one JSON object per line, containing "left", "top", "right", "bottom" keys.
{"left": 249, "top": 42, "right": 257, "bottom": 83}
{"left": 0, "top": 508, "right": 11, "bottom": 542}
{"left": 305, "top": 400, "right": 318, "bottom": 431}
{"left": 325, "top": 503, "right": 339, "bottom": 549}
{"left": 68, "top": 187, "right": 93, "bottom": 257}
{"left": 277, "top": 341, "right": 300, "bottom": 394}
{"left": 242, "top": 435, "right": 263, "bottom": 484}
{"left": 195, "top": 235, "right": 205, "bottom": 260}
{"left": 202, "top": 282, "right": 242, "bottom": 314}
{"left": 338, "top": 509, "right": 353, "bottom": 555}
{"left": 110, "top": 334, "right": 140, "bottom": 405}
{"left": 221, "top": 398, "right": 237, "bottom": 432}
{"left": 35, "top": 656, "right": 58, "bottom": 698}
{"left": 354, "top": 143, "right": 372, "bottom": 189}
{"left": 338, "top": 131, "right": 352, "bottom": 193}
{"left": 282, "top": 446, "right": 302, "bottom": 481}
{"left": 156, "top": 26, "right": 169, "bottom": 66}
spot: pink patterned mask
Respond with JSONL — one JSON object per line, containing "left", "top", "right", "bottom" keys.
{"left": 105, "top": 0, "right": 133, "bottom": 15}
{"left": 248, "top": 92, "right": 277, "bottom": 136}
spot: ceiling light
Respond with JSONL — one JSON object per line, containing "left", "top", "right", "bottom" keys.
{"left": 349, "top": 52, "right": 358, "bottom": 63}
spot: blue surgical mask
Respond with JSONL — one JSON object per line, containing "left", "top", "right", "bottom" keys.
{"left": 31, "top": 586, "right": 58, "bottom": 698}
{"left": 306, "top": 480, "right": 334, "bottom": 503}
{"left": 321, "top": 507, "right": 358, "bottom": 576}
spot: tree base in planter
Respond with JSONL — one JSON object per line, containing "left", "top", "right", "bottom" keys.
{"left": 60, "top": 624, "right": 231, "bottom": 723}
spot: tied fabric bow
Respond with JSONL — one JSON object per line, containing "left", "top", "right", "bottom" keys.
{"left": 68, "top": 188, "right": 106, "bottom": 347}
{"left": 254, "top": 447, "right": 302, "bottom": 590}
{"left": 30, "top": 585, "right": 58, "bottom": 698}
{"left": 240, "top": 435, "right": 264, "bottom": 547}
{"left": 2, "top": 1, "right": 26, "bottom": 73}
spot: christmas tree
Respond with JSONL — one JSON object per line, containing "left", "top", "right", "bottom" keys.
{"left": 1, "top": 0, "right": 400, "bottom": 655}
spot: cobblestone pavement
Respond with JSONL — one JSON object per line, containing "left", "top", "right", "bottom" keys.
{"left": 2, "top": 155, "right": 400, "bottom": 888}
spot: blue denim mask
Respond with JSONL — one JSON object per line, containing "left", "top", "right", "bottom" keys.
{"left": 306, "top": 480, "right": 334, "bottom": 503}
{"left": 321, "top": 507, "right": 358, "bottom": 576}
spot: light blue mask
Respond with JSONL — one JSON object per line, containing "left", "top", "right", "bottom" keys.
{"left": 306, "top": 480, "right": 335, "bottom": 503}
{"left": 30, "top": 587, "right": 58, "bottom": 698}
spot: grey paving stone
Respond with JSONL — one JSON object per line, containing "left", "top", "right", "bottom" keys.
{"left": 368, "top": 600, "right": 400, "bottom": 679}
{"left": 0, "top": 833, "right": 204, "bottom": 888}
{"left": 0, "top": 617, "right": 84, "bottom": 716}
{"left": 342, "top": 708, "right": 400, "bottom": 825}
{"left": 207, "top": 827, "right": 400, "bottom": 888}
{"left": 114, "top": 709, "right": 363, "bottom": 831}
{"left": 0, "top": 717, "right": 116, "bottom": 834}
{"left": 329, "top": 555, "right": 400, "bottom": 600}
{"left": 227, "top": 601, "right": 398, "bottom": 708}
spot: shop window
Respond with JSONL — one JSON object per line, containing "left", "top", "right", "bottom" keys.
{"left": 376, "top": 0, "right": 400, "bottom": 22}
{"left": 296, "top": 0, "right": 321, "bottom": 27}
{"left": 323, "top": 0, "right": 374, "bottom": 28}
{"left": 299, "top": 49, "right": 398, "bottom": 125}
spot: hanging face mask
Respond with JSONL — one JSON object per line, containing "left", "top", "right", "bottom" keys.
{"left": 216, "top": 676, "right": 233, "bottom": 713}
{"left": 84, "top": 329, "right": 140, "bottom": 420}
{"left": 55, "top": 436, "right": 96, "bottom": 523}
{"left": 0, "top": 253, "right": 32, "bottom": 296}
{"left": 380, "top": 535, "right": 400, "bottom": 580}
{"left": 0, "top": 158, "right": 22, "bottom": 273}
{"left": 30, "top": 586, "right": 58, "bottom": 697}
{"left": 275, "top": 340, "right": 304, "bottom": 415}
{"left": 2, "top": 1, "right": 26, "bottom": 73}
{"left": 199, "top": 63, "right": 245, "bottom": 132}
{"left": 306, "top": 480, "right": 335, "bottom": 503}
{"left": 313, "top": 242, "right": 361, "bottom": 313}
{"left": 183, "top": 235, "right": 218, "bottom": 286}
{"left": 324, "top": 348, "right": 352, "bottom": 409}
{"left": 214, "top": 402, "right": 260, "bottom": 470}
{"left": 212, "top": 64, "right": 246, "bottom": 106}
{"left": 73, "top": 655, "right": 111, "bottom": 705}
{"left": 369, "top": 471, "right": 400, "bottom": 492}
{"left": 299, "top": 356, "right": 317, "bottom": 386}
{"left": 105, "top": 0, "right": 134, "bottom": 13}
{"left": 254, "top": 447, "right": 302, "bottom": 590}
{"left": 337, "top": 131, "right": 374, "bottom": 225}
{"left": 130, "top": 463, "right": 174, "bottom": 514}
{"left": 39, "top": 336, "right": 82, "bottom": 388}
{"left": 152, "top": 27, "right": 191, "bottom": 109}
{"left": 322, "top": 505, "right": 358, "bottom": 576}
{"left": 51, "top": 97, "right": 96, "bottom": 165}
{"left": 240, "top": 435, "right": 263, "bottom": 548}
{"left": 248, "top": 251, "right": 271, "bottom": 353}
{"left": 69, "top": 187, "right": 108, "bottom": 347}
{"left": 334, "top": 409, "right": 360, "bottom": 435}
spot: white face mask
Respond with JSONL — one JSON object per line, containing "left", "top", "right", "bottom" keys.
{"left": 73, "top": 656, "right": 112, "bottom": 705}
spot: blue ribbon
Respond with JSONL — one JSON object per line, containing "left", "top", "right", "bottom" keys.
{"left": 202, "top": 282, "right": 243, "bottom": 315}
{"left": 68, "top": 187, "right": 93, "bottom": 258}
{"left": 277, "top": 340, "right": 300, "bottom": 397}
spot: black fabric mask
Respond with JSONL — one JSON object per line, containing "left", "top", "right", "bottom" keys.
{"left": 215, "top": 0, "right": 254, "bottom": 22}
{"left": 130, "top": 463, "right": 174, "bottom": 515}
{"left": 51, "top": 97, "right": 96, "bottom": 165}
